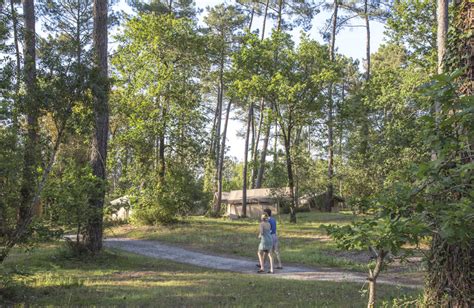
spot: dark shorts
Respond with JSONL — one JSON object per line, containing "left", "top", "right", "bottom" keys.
{"left": 271, "top": 234, "right": 280, "bottom": 253}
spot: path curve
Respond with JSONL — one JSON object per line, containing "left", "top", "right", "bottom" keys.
{"left": 104, "top": 238, "right": 421, "bottom": 289}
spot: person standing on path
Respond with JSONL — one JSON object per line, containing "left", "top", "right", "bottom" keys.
{"left": 264, "top": 208, "right": 282, "bottom": 269}
{"left": 257, "top": 213, "right": 274, "bottom": 273}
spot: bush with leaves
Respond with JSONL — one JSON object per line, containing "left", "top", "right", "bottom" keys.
{"left": 131, "top": 164, "right": 210, "bottom": 225}
{"left": 42, "top": 159, "right": 103, "bottom": 242}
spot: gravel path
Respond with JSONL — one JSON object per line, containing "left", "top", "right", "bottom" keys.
{"left": 104, "top": 238, "right": 421, "bottom": 289}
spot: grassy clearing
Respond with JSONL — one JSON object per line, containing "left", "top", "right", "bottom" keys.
{"left": 1, "top": 243, "right": 419, "bottom": 306}
{"left": 106, "top": 212, "right": 367, "bottom": 270}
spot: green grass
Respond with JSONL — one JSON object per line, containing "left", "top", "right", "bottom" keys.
{"left": 1, "top": 243, "right": 419, "bottom": 306}
{"left": 107, "top": 212, "right": 366, "bottom": 270}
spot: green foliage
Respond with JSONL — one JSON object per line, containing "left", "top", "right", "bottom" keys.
{"left": 110, "top": 13, "right": 209, "bottom": 223}
{"left": 0, "top": 128, "right": 22, "bottom": 237}
{"left": 327, "top": 70, "right": 473, "bottom": 283}
{"left": 42, "top": 159, "right": 102, "bottom": 236}
{"left": 128, "top": 0, "right": 198, "bottom": 19}
{"left": 343, "top": 43, "right": 429, "bottom": 206}
{"left": 386, "top": 0, "right": 437, "bottom": 67}
{"left": 131, "top": 164, "right": 210, "bottom": 225}
{"left": 415, "top": 70, "right": 474, "bottom": 245}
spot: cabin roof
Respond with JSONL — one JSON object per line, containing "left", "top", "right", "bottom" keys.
{"left": 220, "top": 188, "right": 291, "bottom": 204}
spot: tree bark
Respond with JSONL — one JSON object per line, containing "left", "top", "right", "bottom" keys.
{"left": 277, "top": 0, "right": 284, "bottom": 32}
{"left": 457, "top": 0, "right": 473, "bottom": 96}
{"left": 360, "top": 0, "right": 371, "bottom": 159}
{"left": 325, "top": 87, "right": 334, "bottom": 212}
{"left": 275, "top": 104, "right": 296, "bottom": 223}
{"left": 248, "top": 4, "right": 255, "bottom": 31}
{"left": 215, "top": 54, "right": 224, "bottom": 169}
{"left": 255, "top": 111, "right": 271, "bottom": 188}
{"left": 261, "top": 0, "right": 270, "bottom": 40}
{"left": 435, "top": 0, "right": 448, "bottom": 119}
{"left": 159, "top": 130, "right": 165, "bottom": 183}
{"left": 252, "top": 2, "right": 271, "bottom": 188}
{"left": 11, "top": 0, "right": 21, "bottom": 96}
{"left": 251, "top": 99, "right": 264, "bottom": 188}
{"left": 324, "top": 0, "right": 338, "bottom": 212}
{"left": 367, "top": 250, "right": 385, "bottom": 308}
{"left": 85, "top": 0, "right": 108, "bottom": 253}
{"left": 283, "top": 130, "right": 296, "bottom": 223}
{"left": 208, "top": 94, "right": 220, "bottom": 164}
{"left": 18, "top": 0, "right": 39, "bottom": 227}
{"left": 250, "top": 105, "right": 256, "bottom": 187}
{"left": 424, "top": 235, "right": 472, "bottom": 307}
{"left": 424, "top": 2, "right": 472, "bottom": 307}
{"left": 437, "top": 0, "right": 449, "bottom": 75}
{"left": 364, "top": 0, "right": 371, "bottom": 81}
{"left": 215, "top": 100, "right": 232, "bottom": 216}
{"left": 242, "top": 103, "right": 253, "bottom": 217}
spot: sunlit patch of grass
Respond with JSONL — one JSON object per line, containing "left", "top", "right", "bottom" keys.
{"left": 1, "top": 243, "right": 420, "bottom": 306}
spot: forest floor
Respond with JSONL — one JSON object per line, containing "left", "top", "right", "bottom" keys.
{"left": 1, "top": 243, "right": 421, "bottom": 306}
{"left": 104, "top": 237, "right": 422, "bottom": 289}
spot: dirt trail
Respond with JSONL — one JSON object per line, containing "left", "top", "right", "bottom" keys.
{"left": 104, "top": 238, "right": 421, "bottom": 289}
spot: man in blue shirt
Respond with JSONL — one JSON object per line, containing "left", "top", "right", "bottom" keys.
{"left": 263, "top": 208, "right": 282, "bottom": 269}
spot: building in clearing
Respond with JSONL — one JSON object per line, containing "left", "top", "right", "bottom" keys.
{"left": 110, "top": 196, "right": 132, "bottom": 221}
{"left": 220, "top": 188, "right": 292, "bottom": 218}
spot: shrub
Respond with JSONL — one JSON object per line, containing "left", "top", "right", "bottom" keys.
{"left": 131, "top": 164, "right": 210, "bottom": 225}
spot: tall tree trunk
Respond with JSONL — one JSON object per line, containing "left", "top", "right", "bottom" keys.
{"left": 325, "top": 0, "right": 338, "bottom": 212}
{"left": 214, "top": 53, "right": 224, "bottom": 186}
{"left": 208, "top": 96, "right": 220, "bottom": 163}
{"left": 248, "top": 4, "right": 255, "bottom": 30}
{"left": 261, "top": 0, "right": 270, "bottom": 40}
{"left": 215, "top": 100, "right": 232, "bottom": 216}
{"left": 250, "top": 105, "right": 255, "bottom": 187}
{"left": 159, "top": 130, "right": 165, "bottom": 183}
{"left": 424, "top": 2, "right": 472, "bottom": 307}
{"left": 242, "top": 103, "right": 253, "bottom": 217}
{"left": 282, "top": 130, "right": 296, "bottom": 223}
{"left": 251, "top": 99, "right": 264, "bottom": 188}
{"left": 76, "top": 0, "right": 82, "bottom": 68}
{"left": 437, "top": 0, "right": 449, "bottom": 74}
{"left": 11, "top": 0, "right": 21, "bottom": 96}
{"left": 325, "top": 86, "right": 335, "bottom": 212}
{"left": 338, "top": 83, "right": 345, "bottom": 197}
{"left": 277, "top": 0, "right": 284, "bottom": 32}
{"left": 273, "top": 117, "right": 278, "bottom": 167}
{"left": 435, "top": 0, "right": 448, "bottom": 117}
{"left": 457, "top": 0, "right": 473, "bottom": 96}
{"left": 85, "top": 0, "right": 108, "bottom": 253}
{"left": 18, "top": 0, "right": 39, "bottom": 227}
{"left": 360, "top": 0, "right": 371, "bottom": 159}
{"left": 274, "top": 104, "right": 296, "bottom": 223}
{"left": 425, "top": 235, "right": 472, "bottom": 307}
{"left": 364, "top": 1, "right": 371, "bottom": 81}
{"left": 252, "top": 2, "right": 271, "bottom": 188}
{"left": 255, "top": 108, "right": 271, "bottom": 188}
